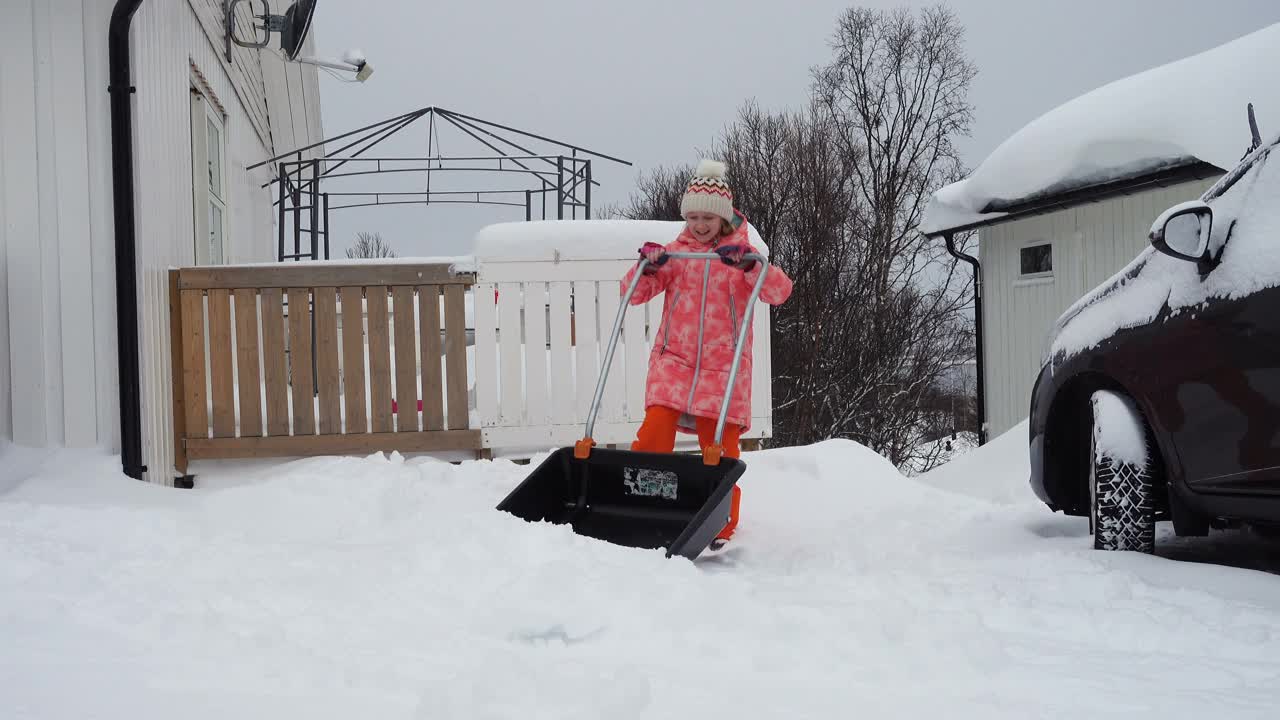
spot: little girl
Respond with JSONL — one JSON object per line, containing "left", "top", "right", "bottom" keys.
{"left": 620, "top": 159, "right": 793, "bottom": 545}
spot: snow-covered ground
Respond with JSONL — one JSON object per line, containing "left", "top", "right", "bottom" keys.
{"left": 4, "top": 428, "right": 1280, "bottom": 719}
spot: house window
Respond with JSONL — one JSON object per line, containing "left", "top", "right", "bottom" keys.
{"left": 1019, "top": 242, "right": 1052, "bottom": 278}
{"left": 190, "top": 85, "right": 227, "bottom": 265}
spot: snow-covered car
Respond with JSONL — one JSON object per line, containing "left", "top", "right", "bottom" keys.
{"left": 1029, "top": 129, "right": 1280, "bottom": 553}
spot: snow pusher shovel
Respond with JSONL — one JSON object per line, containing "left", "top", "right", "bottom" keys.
{"left": 497, "top": 251, "right": 770, "bottom": 560}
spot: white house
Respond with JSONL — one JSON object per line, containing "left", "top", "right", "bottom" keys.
{"left": 0, "top": 0, "right": 325, "bottom": 483}
{"left": 922, "top": 22, "right": 1279, "bottom": 442}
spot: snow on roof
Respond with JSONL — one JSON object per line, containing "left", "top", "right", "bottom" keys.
{"left": 922, "top": 180, "right": 1007, "bottom": 234}
{"left": 921, "top": 22, "right": 1280, "bottom": 236}
{"left": 470, "top": 219, "right": 769, "bottom": 262}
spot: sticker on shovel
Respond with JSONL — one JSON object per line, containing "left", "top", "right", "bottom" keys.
{"left": 623, "top": 468, "right": 679, "bottom": 500}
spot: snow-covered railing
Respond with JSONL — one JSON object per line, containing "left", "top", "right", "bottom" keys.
{"left": 469, "top": 220, "right": 774, "bottom": 457}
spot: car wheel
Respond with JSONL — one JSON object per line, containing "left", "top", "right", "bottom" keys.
{"left": 1089, "top": 391, "right": 1155, "bottom": 553}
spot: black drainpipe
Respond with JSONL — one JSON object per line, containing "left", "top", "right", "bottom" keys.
{"left": 944, "top": 232, "right": 986, "bottom": 446}
{"left": 108, "top": 0, "right": 146, "bottom": 480}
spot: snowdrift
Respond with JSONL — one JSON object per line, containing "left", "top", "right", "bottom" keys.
{"left": 3, "top": 434, "right": 1280, "bottom": 718}
{"left": 916, "top": 420, "right": 1035, "bottom": 505}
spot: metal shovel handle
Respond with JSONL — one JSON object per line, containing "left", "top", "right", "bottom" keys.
{"left": 585, "top": 251, "right": 770, "bottom": 448}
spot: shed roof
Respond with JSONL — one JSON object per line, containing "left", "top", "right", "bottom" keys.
{"left": 921, "top": 22, "right": 1280, "bottom": 237}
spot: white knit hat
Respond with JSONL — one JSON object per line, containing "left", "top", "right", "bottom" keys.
{"left": 680, "top": 159, "right": 734, "bottom": 222}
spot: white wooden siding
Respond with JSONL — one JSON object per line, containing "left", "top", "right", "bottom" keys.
{"left": 259, "top": 25, "right": 326, "bottom": 162}
{"left": 0, "top": 0, "right": 101, "bottom": 448}
{"left": 0, "top": 0, "right": 40, "bottom": 445}
{"left": 0, "top": 0, "right": 322, "bottom": 483}
{"left": 83, "top": 0, "right": 122, "bottom": 453}
{"left": 52, "top": 2, "right": 100, "bottom": 449}
{"left": 187, "top": 0, "right": 271, "bottom": 148}
{"left": 980, "top": 176, "right": 1219, "bottom": 438}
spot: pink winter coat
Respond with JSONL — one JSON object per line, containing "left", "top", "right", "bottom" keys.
{"left": 620, "top": 218, "right": 793, "bottom": 433}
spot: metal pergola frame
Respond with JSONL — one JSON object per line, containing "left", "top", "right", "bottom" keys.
{"left": 248, "top": 106, "right": 632, "bottom": 261}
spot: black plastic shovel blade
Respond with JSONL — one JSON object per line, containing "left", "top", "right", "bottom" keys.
{"left": 496, "top": 447, "right": 745, "bottom": 560}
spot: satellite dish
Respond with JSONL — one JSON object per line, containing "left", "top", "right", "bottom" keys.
{"left": 224, "top": 0, "right": 316, "bottom": 61}
{"left": 226, "top": 0, "right": 371, "bottom": 82}
{"left": 280, "top": 0, "right": 317, "bottom": 60}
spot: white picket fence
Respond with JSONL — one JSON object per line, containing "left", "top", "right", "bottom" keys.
{"left": 470, "top": 255, "right": 774, "bottom": 457}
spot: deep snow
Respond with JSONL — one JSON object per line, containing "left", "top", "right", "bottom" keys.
{"left": 3, "top": 429, "right": 1280, "bottom": 719}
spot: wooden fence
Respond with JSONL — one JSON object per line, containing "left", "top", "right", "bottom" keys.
{"left": 169, "top": 263, "right": 480, "bottom": 473}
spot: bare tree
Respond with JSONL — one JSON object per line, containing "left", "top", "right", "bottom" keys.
{"left": 618, "top": 163, "right": 695, "bottom": 220}
{"left": 346, "top": 231, "right": 396, "bottom": 259}
{"left": 722, "top": 105, "right": 868, "bottom": 453}
{"left": 805, "top": 4, "right": 978, "bottom": 468}
{"left": 592, "top": 201, "right": 627, "bottom": 220}
{"left": 813, "top": 5, "right": 975, "bottom": 302}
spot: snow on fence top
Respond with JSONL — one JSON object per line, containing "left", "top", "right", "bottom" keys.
{"left": 921, "top": 22, "right": 1280, "bottom": 236}
{"left": 470, "top": 219, "right": 769, "bottom": 262}
{"left": 202, "top": 256, "right": 481, "bottom": 274}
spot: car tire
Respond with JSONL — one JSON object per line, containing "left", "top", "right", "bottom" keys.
{"left": 1089, "top": 391, "right": 1155, "bottom": 553}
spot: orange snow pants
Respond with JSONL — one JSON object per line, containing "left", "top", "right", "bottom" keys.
{"left": 631, "top": 405, "right": 743, "bottom": 540}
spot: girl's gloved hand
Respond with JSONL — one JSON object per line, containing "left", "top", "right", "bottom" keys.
{"left": 639, "top": 242, "right": 667, "bottom": 275}
{"left": 715, "top": 244, "right": 756, "bottom": 271}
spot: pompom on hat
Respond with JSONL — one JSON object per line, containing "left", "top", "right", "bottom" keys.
{"left": 680, "top": 159, "right": 734, "bottom": 222}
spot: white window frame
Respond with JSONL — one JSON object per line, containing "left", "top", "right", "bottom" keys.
{"left": 1016, "top": 240, "right": 1054, "bottom": 285}
{"left": 190, "top": 84, "right": 228, "bottom": 265}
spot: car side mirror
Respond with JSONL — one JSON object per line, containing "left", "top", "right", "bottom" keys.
{"left": 1149, "top": 201, "right": 1213, "bottom": 263}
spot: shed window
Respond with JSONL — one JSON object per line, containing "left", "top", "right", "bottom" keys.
{"left": 1019, "top": 243, "right": 1053, "bottom": 277}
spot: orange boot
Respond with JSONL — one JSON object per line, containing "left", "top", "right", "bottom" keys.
{"left": 695, "top": 417, "right": 743, "bottom": 542}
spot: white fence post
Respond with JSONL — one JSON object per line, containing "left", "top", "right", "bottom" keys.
{"left": 473, "top": 282, "right": 499, "bottom": 430}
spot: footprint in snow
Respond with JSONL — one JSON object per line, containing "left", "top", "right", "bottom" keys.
{"left": 510, "top": 623, "right": 606, "bottom": 647}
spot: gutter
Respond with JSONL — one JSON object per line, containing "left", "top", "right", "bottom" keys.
{"left": 942, "top": 233, "right": 986, "bottom": 446}
{"left": 108, "top": 0, "right": 146, "bottom": 480}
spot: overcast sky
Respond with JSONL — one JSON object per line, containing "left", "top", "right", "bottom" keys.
{"left": 309, "top": 0, "right": 1280, "bottom": 257}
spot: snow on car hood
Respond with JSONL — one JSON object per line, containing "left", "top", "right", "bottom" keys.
{"left": 1044, "top": 134, "right": 1280, "bottom": 366}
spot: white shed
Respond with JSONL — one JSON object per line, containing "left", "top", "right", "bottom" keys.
{"left": 922, "top": 22, "right": 1279, "bottom": 442}
{"left": 0, "top": 0, "right": 325, "bottom": 483}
